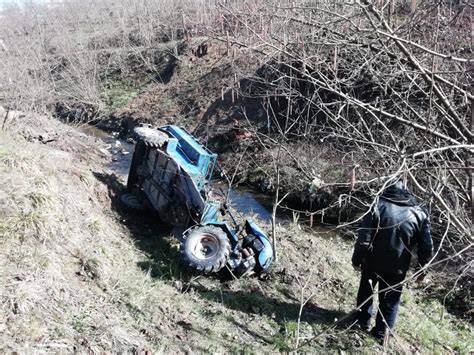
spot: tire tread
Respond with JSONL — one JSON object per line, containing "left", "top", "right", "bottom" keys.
{"left": 180, "top": 225, "right": 231, "bottom": 274}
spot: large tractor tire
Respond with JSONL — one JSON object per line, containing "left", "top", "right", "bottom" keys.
{"left": 180, "top": 225, "right": 231, "bottom": 273}
{"left": 133, "top": 126, "right": 169, "bottom": 148}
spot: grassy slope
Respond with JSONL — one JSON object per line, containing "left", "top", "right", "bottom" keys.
{"left": 0, "top": 115, "right": 472, "bottom": 353}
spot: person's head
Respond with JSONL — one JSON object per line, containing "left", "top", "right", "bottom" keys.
{"left": 391, "top": 179, "right": 405, "bottom": 190}
{"left": 382, "top": 177, "right": 416, "bottom": 205}
{"left": 384, "top": 178, "right": 407, "bottom": 194}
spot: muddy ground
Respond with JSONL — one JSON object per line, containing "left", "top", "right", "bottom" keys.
{"left": 0, "top": 111, "right": 472, "bottom": 352}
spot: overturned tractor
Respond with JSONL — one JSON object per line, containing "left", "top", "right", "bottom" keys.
{"left": 121, "top": 125, "right": 273, "bottom": 276}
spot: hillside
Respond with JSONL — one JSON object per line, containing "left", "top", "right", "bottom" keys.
{"left": 0, "top": 0, "right": 473, "bottom": 352}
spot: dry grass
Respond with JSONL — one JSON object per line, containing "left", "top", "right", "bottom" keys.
{"left": 0, "top": 122, "right": 165, "bottom": 351}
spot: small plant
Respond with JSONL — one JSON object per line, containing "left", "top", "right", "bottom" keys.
{"left": 79, "top": 256, "right": 101, "bottom": 280}
{"left": 33, "top": 176, "right": 50, "bottom": 189}
{"left": 289, "top": 211, "right": 301, "bottom": 231}
{"left": 10, "top": 209, "right": 45, "bottom": 241}
{"left": 33, "top": 249, "right": 50, "bottom": 269}
{"left": 272, "top": 321, "right": 298, "bottom": 351}
{"left": 88, "top": 218, "right": 102, "bottom": 234}
{"left": 71, "top": 315, "right": 86, "bottom": 333}
{"left": 27, "top": 191, "right": 52, "bottom": 209}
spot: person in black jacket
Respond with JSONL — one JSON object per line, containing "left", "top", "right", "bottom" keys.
{"left": 352, "top": 179, "right": 433, "bottom": 340}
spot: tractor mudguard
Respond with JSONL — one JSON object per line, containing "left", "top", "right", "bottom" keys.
{"left": 244, "top": 220, "right": 273, "bottom": 271}
{"left": 200, "top": 202, "right": 220, "bottom": 225}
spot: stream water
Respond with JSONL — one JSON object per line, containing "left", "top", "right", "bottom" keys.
{"left": 80, "top": 125, "right": 274, "bottom": 221}
{"left": 228, "top": 188, "right": 273, "bottom": 221}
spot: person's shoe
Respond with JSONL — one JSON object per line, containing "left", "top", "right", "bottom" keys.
{"left": 369, "top": 327, "right": 385, "bottom": 344}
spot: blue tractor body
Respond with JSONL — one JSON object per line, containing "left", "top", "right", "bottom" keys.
{"left": 124, "top": 125, "right": 273, "bottom": 276}
{"left": 160, "top": 125, "right": 217, "bottom": 190}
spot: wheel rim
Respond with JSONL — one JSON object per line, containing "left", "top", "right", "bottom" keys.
{"left": 189, "top": 233, "right": 220, "bottom": 260}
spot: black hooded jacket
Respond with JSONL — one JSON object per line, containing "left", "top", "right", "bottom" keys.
{"left": 352, "top": 187, "right": 433, "bottom": 275}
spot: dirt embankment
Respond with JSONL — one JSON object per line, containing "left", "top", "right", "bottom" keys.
{"left": 0, "top": 111, "right": 472, "bottom": 352}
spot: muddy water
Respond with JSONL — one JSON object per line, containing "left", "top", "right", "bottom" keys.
{"left": 79, "top": 125, "right": 274, "bottom": 220}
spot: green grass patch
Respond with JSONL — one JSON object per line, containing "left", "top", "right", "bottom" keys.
{"left": 398, "top": 290, "right": 474, "bottom": 352}
{"left": 105, "top": 82, "right": 139, "bottom": 110}
{"left": 271, "top": 320, "right": 298, "bottom": 351}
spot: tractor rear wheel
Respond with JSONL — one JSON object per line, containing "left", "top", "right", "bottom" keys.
{"left": 133, "top": 126, "right": 169, "bottom": 148}
{"left": 180, "top": 225, "right": 231, "bottom": 273}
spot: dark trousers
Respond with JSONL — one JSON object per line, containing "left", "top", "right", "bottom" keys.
{"left": 355, "top": 269, "right": 405, "bottom": 337}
